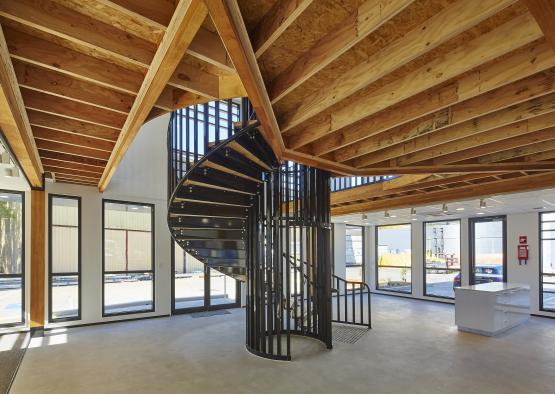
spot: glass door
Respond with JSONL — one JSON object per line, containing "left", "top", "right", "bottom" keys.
{"left": 172, "top": 241, "right": 240, "bottom": 313}
{"left": 470, "top": 216, "right": 507, "bottom": 285}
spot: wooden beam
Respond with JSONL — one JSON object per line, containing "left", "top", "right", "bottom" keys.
{"left": 268, "top": 0, "right": 414, "bottom": 103}
{"left": 286, "top": 12, "right": 543, "bottom": 149}
{"left": 38, "top": 149, "right": 107, "bottom": 168}
{"left": 332, "top": 67, "right": 555, "bottom": 162}
{"left": 21, "top": 87, "right": 126, "bottom": 129}
{"left": 356, "top": 162, "right": 555, "bottom": 175}
{"left": 522, "top": 0, "right": 555, "bottom": 51}
{"left": 331, "top": 172, "right": 555, "bottom": 215}
{"left": 27, "top": 110, "right": 120, "bottom": 141}
{"left": 99, "top": 0, "right": 208, "bottom": 191}
{"left": 252, "top": 0, "right": 313, "bottom": 58}
{"left": 47, "top": 167, "right": 101, "bottom": 181}
{"left": 5, "top": 27, "right": 143, "bottom": 94}
{"left": 308, "top": 40, "right": 555, "bottom": 157}
{"left": 41, "top": 158, "right": 104, "bottom": 175}
{"left": 0, "top": 24, "right": 42, "bottom": 187}
{"left": 355, "top": 93, "right": 555, "bottom": 166}
{"left": 53, "top": 0, "right": 235, "bottom": 72}
{"left": 33, "top": 125, "right": 115, "bottom": 151}
{"left": 36, "top": 138, "right": 112, "bottom": 160}
{"left": 13, "top": 60, "right": 133, "bottom": 114}
{"left": 470, "top": 133, "right": 555, "bottom": 164}
{"left": 168, "top": 61, "right": 219, "bottom": 99}
{"left": 206, "top": 0, "right": 284, "bottom": 158}
{"left": 279, "top": 0, "right": 517, "bottom": 135}
{"left": 30, "top": 189, "right": 45, "bottom": 330}
{"left": 0, "top": 0, "right": 157, "bottom": 71}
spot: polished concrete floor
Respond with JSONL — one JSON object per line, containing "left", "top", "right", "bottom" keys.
{"left": 11, "top": 295, "right": 555, "bottom": 394}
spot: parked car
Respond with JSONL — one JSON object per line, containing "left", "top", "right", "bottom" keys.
{"left": 453, "top": 265, "right": 503, "bottom": 288}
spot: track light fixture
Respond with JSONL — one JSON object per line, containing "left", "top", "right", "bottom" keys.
{"left": 384, "top": 210, "right": 390, "bottom": 218}
{"left": 442, "top": 203, "right": 448, "bottom": 213}
{"left": 411, "top": 208, "right": 416, "bottom": 216}
{"left": 480, "top": 198, "right": 487, "bottom": 209}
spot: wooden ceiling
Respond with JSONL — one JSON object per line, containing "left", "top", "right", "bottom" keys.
{"left": 1, "top": 0, "right": 555, "bottom": 210}
{"left": 0, "top": 0, "right": 245, "bottom": 190}
{"left": 234, "top": 0, "right": 555, "bottom": 215}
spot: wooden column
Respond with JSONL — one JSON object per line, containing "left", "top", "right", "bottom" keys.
{"left": 30, "top": 189, "right": 45, "bottom": 332}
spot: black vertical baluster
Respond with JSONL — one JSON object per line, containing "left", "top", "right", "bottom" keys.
{"left": 352, "top": 282, "right": 355, "bottom": 324}
{"left": 193, "top": 105, "right": 198, "bottom": 163}
{"left": 360, "top": 283, "right": 363, "bottom": 325}
{"left": 203, "top": 103, "right": 209, "bottom": 154}
{"left": 215, "top": 101, "right": 220, "bottom": 143}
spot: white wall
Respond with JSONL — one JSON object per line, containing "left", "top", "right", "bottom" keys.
{"left": 45, "top": 114, "right": 172, "bottom": 327}
{"left": 336, "top": 213, "right": 555, "bottom": 319}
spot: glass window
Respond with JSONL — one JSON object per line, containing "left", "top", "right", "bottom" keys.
{"left": 470, "top": 216, "right": 506, "bottom": 285}
{"left": 49, "top": 195, "right": 81, "bottom": 321}
{"left": 345, "top": 225, "right": 364, "bottom": 282}
{"left": 103, "top": 201, "right": 154, "bottom": 316}
{"left": 541, "top": 212, "right": 555, "bottom": 311}
{"left": 424, "top": 220, "right": 461, "bottom": 299}
{"left": 0, "top": 191, "right": 24, "bottom": 327}
{"left": 172, "top": 240, "right": 239, "bottom": 312}
{"left": 376, "top": 224, "right": 412, "bottom": 293}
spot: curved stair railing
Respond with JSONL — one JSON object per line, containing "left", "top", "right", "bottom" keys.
{"left": 167, "top": 99, "right": 333, "bottom": 360}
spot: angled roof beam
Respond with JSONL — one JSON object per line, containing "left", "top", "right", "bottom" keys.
{"left": 331, "top": 172, "right": 555, "bottom": 215}
{"left": 0, "top": 24, "right": 42, "bottom": 187}
{"left": 268, "top": 0, "right": 414, "bottom": 103}
{"left": 99, "top": 0, "right": 208, "bottom": 191}
{"left": 206, "top": 0, "right": 284, "bottom": 158}
{"left": 252, "top": 0, "right": 313, "bottom": 58}
{"left": 355, "top": 162, "right": 555, "bottom": 175}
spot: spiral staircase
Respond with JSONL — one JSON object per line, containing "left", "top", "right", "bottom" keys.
{"left": 167, "top": 100, "right": 371, "bottom": 360}
{"left": 168, "top": 122, "right": 277, "bottom": 283}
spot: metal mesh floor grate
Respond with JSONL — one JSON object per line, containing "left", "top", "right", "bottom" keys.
{"left": 190, "top": 310, "right": 231, "bottom": 318}
{"left": 333, "top": 325, "right": 369, "bottom": 344}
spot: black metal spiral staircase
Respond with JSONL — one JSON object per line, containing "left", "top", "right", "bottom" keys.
{"left": 167, "top": 99, "right": 371, "bottom": 361}
{"left": 168, "top": 122, "right": 277, "bottom": 283}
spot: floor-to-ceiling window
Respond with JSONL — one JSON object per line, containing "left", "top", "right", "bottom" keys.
{"left": 470, "top": 216, "right": 506, "bottom": 285}
{"left": 103, "top": 200, "right": 154, "bottom": 316}
{"left": 376, "top": 224, "right": 412, "bottom": 293}
{"left": 540, "top": 212, "right": 555, "bottom": 311}
{"left": 172, "top": 241, "right": 239, "bottom": 313}
{"left": 49, "top": 195, "right": 81, "bottom": 322}
{"left": 345, "top": 225, "right": 364, "bottom": 282}
{"left": 0, "top": 191, "right": 24, "bottom": 327}
{"left": 424, "top": 220, "right": 461, "bottom": 299}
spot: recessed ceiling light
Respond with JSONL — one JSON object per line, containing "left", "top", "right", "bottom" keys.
{"left": 411, "top": 217, "right": 418, "bottom": 221}
{"left": 456, "top": 207, "right": 465, "bottom": 211}
{"left": 390, "top": 214, "right": 397, "bottom": 218}
{"left": 476, "top": 212, "right": 485, "bottom": 215}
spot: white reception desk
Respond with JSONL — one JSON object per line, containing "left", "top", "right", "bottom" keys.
{"left": 455, "top": 282, "right": 530, "bottom": 336}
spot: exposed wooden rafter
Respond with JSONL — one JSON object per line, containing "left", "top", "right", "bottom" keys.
{"left": 99, "top": 0, "right": 209, "bottom": 191}
{"left": 0, "top": 23, "right": 43, "bottom": 187}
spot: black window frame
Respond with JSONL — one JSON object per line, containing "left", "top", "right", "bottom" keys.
{"left": 0, "top": 189, "right": 25, "bottom": 328}
{"left": 102, "top": 199, "right": 155, "bottom": 317}
{"left": 423, "top": 219, "right": 461, "bottom": 300}
{"left": 48, "top": 194, "right": 82, "bottom": 323}
{"left": 540, "top": 211, "right": 555, "bottom": 312}
{"left": 345, "top": 224, "right": 365, "bottom": 282}
{"left": 469, "top": 215, "right": 507, "bottom": 285}
{"left": 375, "top": 223, "right": 413, "bottom": 294}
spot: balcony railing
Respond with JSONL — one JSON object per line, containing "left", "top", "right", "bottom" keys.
{"left": 331, "top": 175, "right": 396, "bottom": 192}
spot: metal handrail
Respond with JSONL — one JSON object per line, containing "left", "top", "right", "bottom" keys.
{"left": 285, "top": 254, "right": 371, "bottom": 329}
